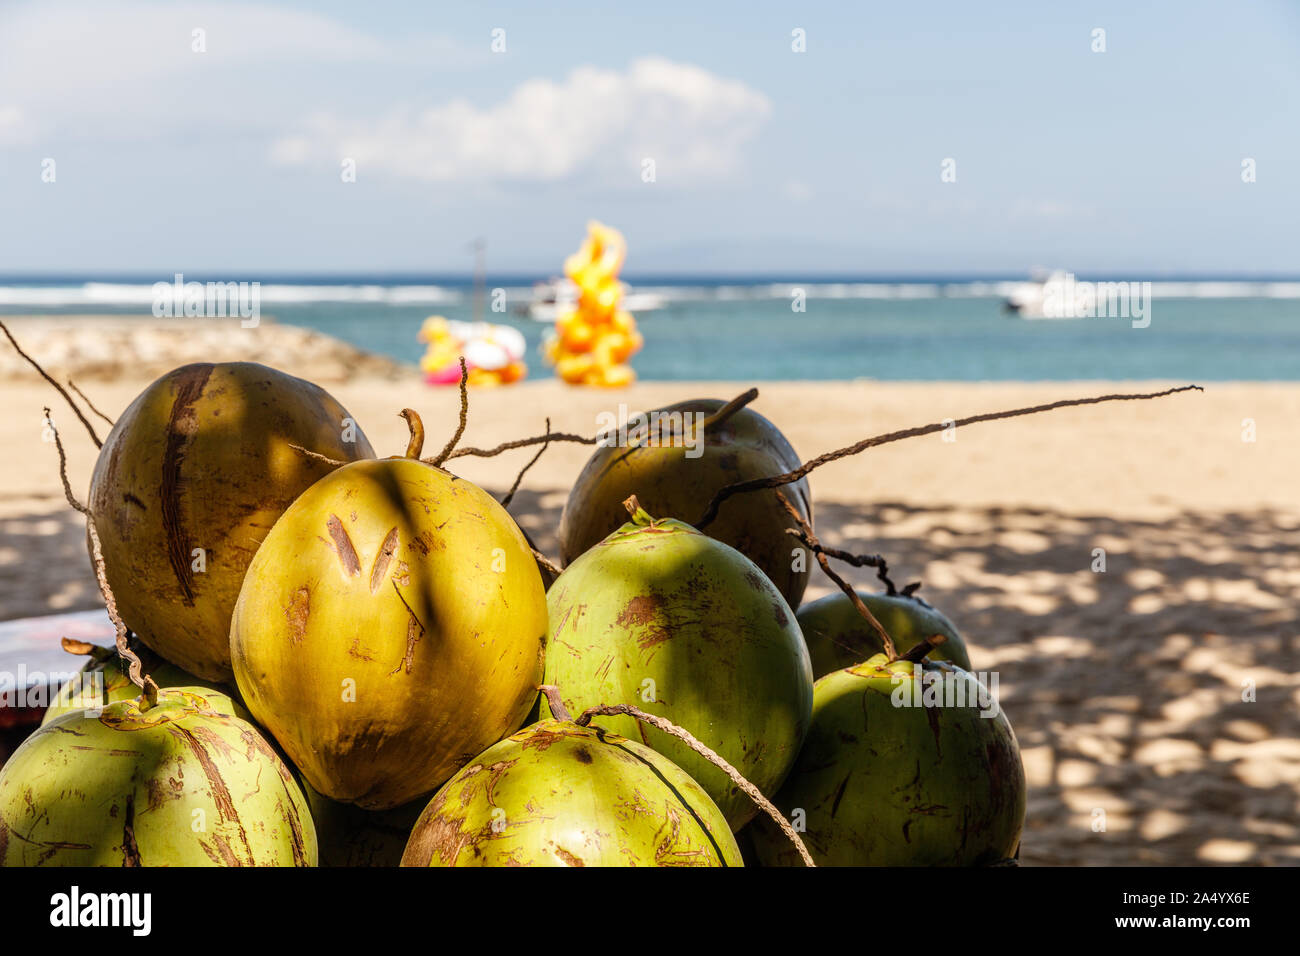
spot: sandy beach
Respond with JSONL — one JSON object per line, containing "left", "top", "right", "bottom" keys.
{"left": 1, "top": 320, "right": 1296, "bottom": 866}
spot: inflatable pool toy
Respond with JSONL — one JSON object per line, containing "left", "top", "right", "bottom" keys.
{"left": 419, "top": 316, "right": 527, "bottom": 386}
{"left": 543, "top": 221, "right": 644, "bottom": 387}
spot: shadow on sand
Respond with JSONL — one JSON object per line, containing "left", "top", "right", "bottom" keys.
{"left": 7, "top": 487, "right": 1296, "bottom": 865}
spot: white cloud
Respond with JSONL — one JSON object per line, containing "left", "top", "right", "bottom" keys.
{"left": 269, "top": 57, "right": 772, "bottom": 184}
{"left": 0, "top": 5, "right": 769, "bottom": 186}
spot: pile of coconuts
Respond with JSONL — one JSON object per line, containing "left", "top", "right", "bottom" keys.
{"left": 0, "top": 356, "right": 1042, "bottom": 868}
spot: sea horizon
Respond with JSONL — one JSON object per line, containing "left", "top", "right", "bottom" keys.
{"left": 4, "top": 272, "right": 1300, "bottom": 305}
{"left": 3, "top": 272, "right": 1297, "bottom": 383}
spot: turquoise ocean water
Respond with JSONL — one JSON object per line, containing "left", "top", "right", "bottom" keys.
{"left": 2, "top": 277, "right": 1297, "bottom": 381}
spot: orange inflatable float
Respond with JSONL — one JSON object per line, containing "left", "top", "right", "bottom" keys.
{"left": 543, "top": 221, "right": 643, "bottom": 386}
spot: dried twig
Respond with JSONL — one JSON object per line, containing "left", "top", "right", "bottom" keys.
{"left": 501, "top": 418, "right": 551, "bottom": 510}
{"left": 2, "top": 320, "right": 103, "bottom": 447}
{"left": 538, "top": 684, "right": 813, "bottom": 867}
{"left": 571, "top": 698, "right": 816, "bottom": 868}
{"left": 447, "top": 386, "right": 760, "bottom": 461}
{"left": 287, "top": 444, "right": 347, "bottom": 467}
{"left": 47, "top": 409, "right": 89, "bottom": 516}
{"left": 429, "top": 358, "right": 469, "bottom": 467}
{"left": 46, "top": 407, "right": 157, "bottom": 705}
{"left": 800, "top": 540, "right": 904, "bottom": 596}
{"left": 697, "top": 384, "right": 1204, "bottom": 529}
{"left": 67, "top": 380, "right": 115, "bottom": 427}
{"left": 530, "top": 548, "right": 562, "bottom": 578}
{"left": 449, "top": 432, "right": 597, "bottom": 460}
{"left": 777, "top": 491, "right": 898, "bottom": 660}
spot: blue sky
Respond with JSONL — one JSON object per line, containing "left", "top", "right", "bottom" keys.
{"left": 0, "top": 0, "right": 1296, "bottom": 275}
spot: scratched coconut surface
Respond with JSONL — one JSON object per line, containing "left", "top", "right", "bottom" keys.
{"left": 230, "top": 454, "right": 548, "bottom": 812}
{"left": 401, "top": 719, "right": 741, "bottom": 867}
{"left": 0, "top": 688, "right": 316, "bottom": 866}
{"left": 752, "top": 658, "right": 1026, "bottom": 867}
{"left": 86, "top": 362, "right": 376, "bottom": 682}
{"left": 543, "top": 510, "right": 812, "bottom": 831}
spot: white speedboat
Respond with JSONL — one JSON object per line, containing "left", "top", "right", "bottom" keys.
{"left": 1004, "top": 270, "right": 1082, "bottom": 319}
{"left": 520, "top": 278, "right": 665, "bottom": 321}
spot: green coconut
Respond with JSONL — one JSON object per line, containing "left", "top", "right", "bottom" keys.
{"left": 0, "top": 687, "right": 316, "bottom": 866}
{"left": 41, "top": 640, "right": 234, "bottom": 726}
{"left": 542, "top": 499, "right": 813, "bottom": 830}
{"left": 558, "top": 396, "right": 812, "bottom": 609}
{"left": 798, "top": 590, "right": 972, "bottom": 678}
{"left": 751, "top": 654, "right": 1025, "bottom": 866}
{"left": 401, "top": 717, "right": 742, "bottom": 867}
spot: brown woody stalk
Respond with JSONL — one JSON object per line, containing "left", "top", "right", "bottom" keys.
{"left": 45, "top": 407, "right": 157, "bottom": 706}
{"left": 697, "top": 384, "right": 1203, "bottom": 530}
{"left": 776, "top": 491, "right": 898, "bottom": 660}
{"left": 501, "top": 418, "right": 551, "bottom": 510}
{"left": 428, "top": 358, "right": 469, "bottom": 467}
{"left": 448, "top": 385, "right": 760, "bottom": 460}
{"left": 1, "top": 320, "right": 103, "bottom": 447}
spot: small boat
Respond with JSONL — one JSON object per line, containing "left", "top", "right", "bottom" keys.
{"left": 519, "top": 278, "right": 665, "bottom": 322}
{"left": 1004, "top": 270, "right": 1083, "bottom": 319}
{"left": 519, "top": 278, "right": 576, "bottom": 322}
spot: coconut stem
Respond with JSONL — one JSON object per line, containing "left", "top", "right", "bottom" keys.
{"left": 696, "top": 384, "right": 1204, "bottom": 530}
{"left": 899, "top": 634, "right": 946, "bottom": 663}
{"left": 536, "top": 684, "right": 572, "bottom": 722}
{"left": 399, "top": 408, "right": 425, "bottom": 459}
{"left": 61, "top": 636, "right": 116, "bottom": 668}
{"left": 574, "top": 702, "right": 816, "bottom": 867}
{"left": 698, "top": 387, "right": 759, "bottom": 432}
{"left": 46, "top": 407, "right": 159, "bottom": 708}
{"left": 631, "top": 387, "right": 758, "bottom": 451}
{"left": 622, "top": 494, "right": 656, "bottom": 527}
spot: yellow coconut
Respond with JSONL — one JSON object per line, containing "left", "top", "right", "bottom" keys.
{"left": 88, "top": 362, "right": 374, "bottom": 681}
{"left": 229, "top": 412, "right": 548, "bottom": 810}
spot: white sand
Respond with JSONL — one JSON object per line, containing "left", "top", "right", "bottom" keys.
{"left": 1, "top": 323, "right": 1296, "bottom": 866}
